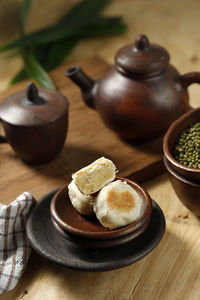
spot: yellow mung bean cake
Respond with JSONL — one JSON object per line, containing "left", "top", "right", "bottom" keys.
{"left": 93, "top": 180, "right": 143, "bottom": 230}
{"left": 68, "top": 180, "right": 94, "bottom": 215}
{"left": 72, "top": 157, "right": 117, "bottom": 194}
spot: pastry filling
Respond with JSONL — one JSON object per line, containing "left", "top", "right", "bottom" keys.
{"left": 107, "top": 189, "right": 135, "bottom": 212}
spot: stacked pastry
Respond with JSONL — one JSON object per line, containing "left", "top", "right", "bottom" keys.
{"left": 68, "top": 157, "right": 143, "bottom": 230}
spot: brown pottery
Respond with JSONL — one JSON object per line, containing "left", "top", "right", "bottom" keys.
{"left": 65, "top": 34, "right": 200, "bottom": 139}
{"left": 0, "top": 83, "right": 69, "bottom": 164}
{"left": 50, "top": 177, "right": 152, "bottom": 241}
{"left": 51, "top": 217, "right": 150, "bottom": 249}
{"left": 163, "top": 107, "right": 200, "bottom": 182}
{"left": 164, "top": 157, "right": 200, "bottom": 216}
{"left": 26, "top": 188, "right": 165, "bottom": 271}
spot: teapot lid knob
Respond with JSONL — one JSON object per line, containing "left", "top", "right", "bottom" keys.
{"left": 115, "top": 34, "right": 170, "bottom": 77}
{"left": 134, "top": 34, "right": 150, "bottom": 51}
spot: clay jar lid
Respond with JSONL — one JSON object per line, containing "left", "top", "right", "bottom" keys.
{"left": 115, "top": 34, "right": 170, "bottom": 77}
{"left": 0, "top": 83, "right": 69, "bottom": 126}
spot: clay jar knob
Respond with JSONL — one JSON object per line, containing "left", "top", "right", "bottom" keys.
{"left": 0, "top": 83, "right": 69, "bottom": 164}
{"left": 26, "top": 82, "right": 46, "bottom": 105}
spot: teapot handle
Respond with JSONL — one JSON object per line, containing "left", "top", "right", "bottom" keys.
{"left": 0, "top": 119, "right": 7, "bottom": 143}
{"left": 180, "top": 72, "right": 200, "bottom": 87}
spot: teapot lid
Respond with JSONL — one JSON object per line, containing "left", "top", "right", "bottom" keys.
{"left": 0, "top": 83, "right": 68, "bottom": 126}
{"left": 115, "top": 34, "right": 170, "bottom": 77}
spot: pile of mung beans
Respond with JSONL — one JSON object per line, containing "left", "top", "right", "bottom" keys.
{"left": 173, "top": 121, "right": 200, "bottom": 168}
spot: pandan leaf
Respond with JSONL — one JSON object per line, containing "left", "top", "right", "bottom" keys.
{"left": 19, "top": 0, "right": 32, "bottom": 33}
{"left": 0, "top": 17, "right": 125, "bottom": 52}
{"left": 43, "top": 39, "right": 78, "bottom": 71}
{"left": 22, "top": 49, "right": 56, "bottom": 89}
{"left": 59, "top": 0, "right": 111, "bottom": 24}
{"left": 43, "top": 0, "right": 112, "bottom": 70}
{"left": 9, "top": 0, "right": 127, "bottom": 85}
{"left": 9, "top": 68, "right": 28, "bottom": 85}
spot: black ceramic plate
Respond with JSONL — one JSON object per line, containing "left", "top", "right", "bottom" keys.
{"left": 26, "top": 189, "right": 166, "bottom": 272}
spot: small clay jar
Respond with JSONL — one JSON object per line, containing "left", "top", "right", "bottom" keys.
{"left": 0, "top": 83, "right": 69, "bottom": 164}
{"left": 163, "top": 107, "right": 200, "bottom": 182}
{"left": 66, "top": 34, "right": 200, "bottom": 139}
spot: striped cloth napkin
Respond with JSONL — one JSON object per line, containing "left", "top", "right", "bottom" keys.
{"left": 0, "top": 192, "right": 36, "bottom": 295}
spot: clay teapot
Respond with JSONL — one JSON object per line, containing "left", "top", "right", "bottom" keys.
{"left": 66, "top": 34, "right": 200, "bottom": 140}
{"left": 0, "top": 83, "right": 69, "bottom": 164}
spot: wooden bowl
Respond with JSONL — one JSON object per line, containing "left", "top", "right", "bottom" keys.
{"left": 163, "top": 107, "right": 200, "bottom": 182}
{"left": 51, "top": 218, "right": 150, "bottom": 249}
{"left": 164, "top": 156, "right": 200, "bottom": 216}
{"left": 50, "top": 177, "right": 152, "bottom": 240}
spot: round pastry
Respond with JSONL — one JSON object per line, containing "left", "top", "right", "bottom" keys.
{"left": 93, "top": 180, "right": 143, "bottom": 229}
{"left": 72, "top": 157, "right": 117, "bottom": 195}
{"left": 68, "top": 180, "right": 95, "bottom": 215}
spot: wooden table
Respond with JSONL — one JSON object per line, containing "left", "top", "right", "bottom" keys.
{"left": 1, "top": 1, "right": 200, "bottom": 299}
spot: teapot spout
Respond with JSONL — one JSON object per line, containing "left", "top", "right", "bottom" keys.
{"left": 66, "top": 66, "right": 96, "bottom": 109}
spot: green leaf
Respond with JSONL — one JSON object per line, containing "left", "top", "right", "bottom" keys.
{"left": 10, "top": 39, "right": 78, "bottom": 84}
{"left": 43, "top": 39, "right": 78, "bottom": 71}
{"left": 9, "top": 0, "right": 127, "bottom": 85}
{"left": 9, "top": 68, "right": 28, "bottom": 85}
{"left": 19, "top": 0, "right": 32, "bottom": 33}
{"left": 10, "top": 18, "right": 126, "bottom": 83}
{"left": 43, "top": 0, "right": 111, "bottom": 71}
{"left": 0, "top": 17, "right": 126, "bottom": 52}
{"left": 59, "top": 0, "right": 111, "bottom": 23}
{"left": 75, "top": 19, "right": 127, "bottom": 37}
{"left": 22, "top": 50, "right": 56, "bottom": 89}
{"left": 10, "top": 40, "right": 78, "bottom": 84}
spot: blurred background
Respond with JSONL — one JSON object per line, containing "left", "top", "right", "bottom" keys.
{"left": 0, "top": 0, "right": 199, "bottom": 94}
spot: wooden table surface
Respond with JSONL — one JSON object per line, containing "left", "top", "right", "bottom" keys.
{"left": 1, "top": 1, "right": 200, "bottom": 299}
